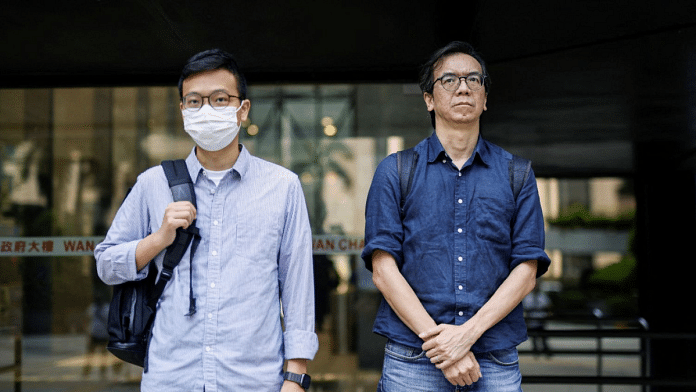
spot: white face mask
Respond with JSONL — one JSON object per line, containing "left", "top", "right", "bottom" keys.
{"left": 182, "top": 105, "right": 242, "bottom": 152}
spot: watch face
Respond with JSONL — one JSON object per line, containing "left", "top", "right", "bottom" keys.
{"left": 300, "top": 374, "right": 311, "bottom": 388}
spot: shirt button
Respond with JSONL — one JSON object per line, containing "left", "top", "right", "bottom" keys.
{"left": 458, "top": 172, "right": 462, "bottom": 177}
{"left": 458, "top": 199, "right": 463, "bottom": 204}
{"left": 208, "top": 313, "right": 213, "bottom": 319}
{"left": 206, "top": 346, "right": 211, "bottom": 352}
{"left": 458, "top": 256, "right": 463, "bottom": 261}
{"left": 442, "top": 159, "right": 447, "bottom": 163}
{"left": 213, "top": 220, "right": 219, "bottom": 225}
{"left": 458, "top": 285, "right": 463, "bottom": 290}
{"left": 210, "top": 282, "right": 216, "bottom": 288}
{"left": 457, "top": 228, "right": 462, "bottom": 233}
{"left": 458, "top": 311, "right": 464, "bottom": 316}
{"left": 212, "top": 250, "right": 218, "bottom": 256}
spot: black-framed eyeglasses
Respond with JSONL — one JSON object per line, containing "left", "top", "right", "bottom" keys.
{"left": 434, "top": 73, "right": 486, "bottom": 92}
{"left": 182, "top": 91, "right": 242, "bottom": 111}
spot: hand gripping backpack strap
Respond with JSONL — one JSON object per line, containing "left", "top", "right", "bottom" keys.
{"left": 106, "top": 159, "right": 201, "bottom": 370}
{"left": 143, "top": 159, "right": 200, "bottom": 370}
{"left": 396, "top": 148, "right": 419, "bottom": 219}
{"left": 152, "top": 159, "right": 200, "bottom": 312}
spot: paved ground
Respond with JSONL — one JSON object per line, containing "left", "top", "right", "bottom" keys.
{"left": 1, "top": 323, "right": 644, "bottom": 392}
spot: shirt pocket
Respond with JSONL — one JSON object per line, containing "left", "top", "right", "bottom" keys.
{"left": 474, "top": 197, "right": 514, "bottom": 245}
{"left": 234, "top": 207, "right": 283, "bottom": 262}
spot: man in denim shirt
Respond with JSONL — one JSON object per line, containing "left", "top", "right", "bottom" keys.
{"left": 362, "top": 41, "right": 551, "bottom": 391}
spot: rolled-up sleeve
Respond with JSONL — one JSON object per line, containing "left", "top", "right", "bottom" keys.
{"left": 94, "top": 174, "right": 154, "bottom": 285}
{"left": 278, "top": 177, "right": 319, "bottom": 360}
{"left": 510, "top": 168, "right": 551, "bottom": 277}
{"left": 361, "top": 154, "right": 404, "bottom": 271}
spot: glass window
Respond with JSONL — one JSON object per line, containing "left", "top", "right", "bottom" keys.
{"left": 0, "top": 84, "right": 431, "bottom": 389}
{"left": 0, "top": 85, "right": 637, "bottom": 390}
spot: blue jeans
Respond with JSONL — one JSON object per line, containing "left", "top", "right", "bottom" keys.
{"left": 377, "top": 340, "right": 522, "bottom": 392}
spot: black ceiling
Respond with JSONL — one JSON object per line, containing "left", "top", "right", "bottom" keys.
{"left": 3, "top": 0, "right": 454, "bottom": 86}
{"left": 3, "top": 0, "right": 696, "bottom": 177}
{"left": 4, "top": 0, "right": 693, "bottom": 86}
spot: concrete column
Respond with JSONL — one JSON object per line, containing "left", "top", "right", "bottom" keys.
{"left": 633, "top": 30, "right": 696, "bottom": 390}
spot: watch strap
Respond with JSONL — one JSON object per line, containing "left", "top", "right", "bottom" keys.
{"left": 283, "top": 371, "right": 311, "bottom": 389}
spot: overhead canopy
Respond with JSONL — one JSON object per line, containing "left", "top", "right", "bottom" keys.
{"left": 3, "top": 0, "right": 696, "bottom": 176}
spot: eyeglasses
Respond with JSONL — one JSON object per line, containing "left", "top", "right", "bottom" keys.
{"left": 434, "top": 73, "right": 486, "bottom": 92}
{"left": 182, "top": 91, "right": 242, "bottom": 111}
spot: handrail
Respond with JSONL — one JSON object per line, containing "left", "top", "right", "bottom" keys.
{"left": 519, "top": 318, "right": 696, "bottom": 389}
{"left": 522, "top": 375, "right": 696, "bottom": 387}
{"left": 528, "top": 328, "right": 696, "bottom": 339}
{"left": 0, "top": 326, "right": 21, "bottom": 392}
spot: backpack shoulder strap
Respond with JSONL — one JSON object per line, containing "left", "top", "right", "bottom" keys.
{"left": 396, "top": 148, "right": 418, "bottom": 219}
{"left": 148, "top": 159, "right": 200, "bottom": 314}
{"left": 161, "top": 159, "right": 197, "bottom": 207}
{"left": 158, "top": 159, "right": 198, "bottom": 281}
{"left": 509, "top": 155, "right": 531, "bottom": 202}
{"left": 397, "top": 150, "right": 528, "bottom": 206}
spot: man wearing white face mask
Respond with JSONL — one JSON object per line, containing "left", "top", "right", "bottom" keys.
{"left": 95, "top": 49, "right": 318, "bottom": 391}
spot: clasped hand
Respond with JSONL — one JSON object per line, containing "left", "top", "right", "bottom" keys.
{"left": 420, "top": 324, "right": 482, "bottom": 386}
{"left": 158, "top": 201, "right": 197, "bottom": 246}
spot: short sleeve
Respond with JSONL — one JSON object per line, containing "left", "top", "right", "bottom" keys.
{"left": 509, "top": 168, "right": 551, "bottom": 277}
{"left": 361, "top": 153, "right": 405, "bottom": 271}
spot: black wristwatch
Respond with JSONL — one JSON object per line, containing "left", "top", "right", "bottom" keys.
{"left": 283, "top": 371, "right": 311, "bottom": 389}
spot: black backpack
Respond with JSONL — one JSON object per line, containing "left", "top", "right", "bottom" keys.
{"left": 396, "top": 148, "right": 531, "bottom": 218}
{"left": 106, "top": 159, "right": 200, "bottom": 370}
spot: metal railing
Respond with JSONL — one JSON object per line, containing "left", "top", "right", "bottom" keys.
{"left": 0, "top": 326, "right": 21, "bottom": 392}
{"left": 519, "top": 315, "right": 696, "bottom": 390}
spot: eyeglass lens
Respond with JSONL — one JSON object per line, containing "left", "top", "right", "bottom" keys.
{"left": 440, "top": 74, "right": 484, "bottom": 92}
{"left": 183, "top": 91, "right": 237, "bottom": 110}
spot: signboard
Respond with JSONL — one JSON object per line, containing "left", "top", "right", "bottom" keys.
{"left": 0, "top": 237, "right": 103, "bottom": 257}
{"left": 312, "top": 235, "right": 364, "bottom": 255}
{"left": 0, "top": 235, "right": 365, "bottom": 257}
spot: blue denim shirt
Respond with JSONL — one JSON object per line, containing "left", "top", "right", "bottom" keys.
{"left": 362, "top": 133, "right": 550, "bottom": 353}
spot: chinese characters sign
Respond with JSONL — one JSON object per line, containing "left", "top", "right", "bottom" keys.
{"left": 0, "top": 235, "right": 365, "bottom": 257}
{"left": 0, "top": 237, "right": 104, "bottom": 257}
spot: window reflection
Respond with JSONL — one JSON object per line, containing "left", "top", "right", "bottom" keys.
{"left": 0, "top": 85, "right": 636, "bottom": 389}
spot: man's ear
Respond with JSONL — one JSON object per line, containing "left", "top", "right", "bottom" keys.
{"left": 424, "top": 92, "right": 434, "bottom": 111}
{"left": 238, "top": 99, "right": 251, "bottom": 123}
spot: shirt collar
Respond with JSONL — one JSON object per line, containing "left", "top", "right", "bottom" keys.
{"left": 232, "top": 144, "right": 250, "bottom": 178}
{"left": 185, "top": 144, "right": 249, "bottom": 182}
{"left": 426, "top": 131, "right": 491, "bottom": 167}
{"left": 185, "top": 147, "right": 205, "bottom": 182}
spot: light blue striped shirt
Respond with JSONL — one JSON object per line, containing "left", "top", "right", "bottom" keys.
{"left": 95, "top": 146, "right": 318, "bottom": 391}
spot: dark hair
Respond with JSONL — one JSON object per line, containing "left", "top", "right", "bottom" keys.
{"left": 177, "top": 48, "right": 247, "bottom": 100}
{"left": 419, "top": 41, "right": 490, "bottom": 128}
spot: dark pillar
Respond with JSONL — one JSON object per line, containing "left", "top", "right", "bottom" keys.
{"left": 633, "top": 29, "right": 696, "bottom": 390}
{"left": 19, "top": 89, "right": 53, "bottom": 334}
